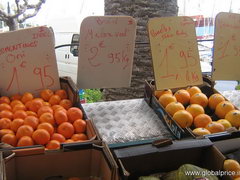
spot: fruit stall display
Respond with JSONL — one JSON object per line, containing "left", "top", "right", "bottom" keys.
{"left": 147, "top": 80, "right": 240, "bottom": 139}
{"left": 0, "top": 77, "right": 96, "bottom": 150}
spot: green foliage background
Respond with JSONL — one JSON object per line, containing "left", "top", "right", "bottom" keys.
{"left": 84, "top": 89, "right": 103, "bottom": 103}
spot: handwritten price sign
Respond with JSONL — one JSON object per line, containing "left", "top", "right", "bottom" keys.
{"left": 148, "top": 17, "right": 203, "bottom": 90}
{"left": 0, "top": 26, "right": 60, "bottom": 96}
{"left": 77, "top": 16, "right": 136, "bottom": 89}
{"left": 213, "top": 12, "right": 240, "bottom": 80}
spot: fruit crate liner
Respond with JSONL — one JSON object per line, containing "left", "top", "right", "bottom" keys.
{"left": 221, "top": 90, "right": 240, "bottom": 109}
{"left": 82, "top": 99, "right": 172, "bottom": 144}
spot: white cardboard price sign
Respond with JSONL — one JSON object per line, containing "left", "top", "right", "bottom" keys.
{"left": 77, "top": 16, "right": 136, "bottom": 89}
{"left": 0, "top": 26, "right": 60, "bottom": 96}
{"left": 148, "top": 16, "right": 203, "bottom": 90}
{"left": 213, "top": 12, "right": 240, "bottom": 81}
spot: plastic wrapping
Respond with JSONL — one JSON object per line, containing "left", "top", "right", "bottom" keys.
{"left": 82, "top": 99, "right": 172, "bottom": 144}
{"left": 222, "top": 90, "right": 240, "bottom": 109}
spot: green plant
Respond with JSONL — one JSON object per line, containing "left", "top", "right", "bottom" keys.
{"left": 84, "top": 89, "right": 103, "bottom": 103}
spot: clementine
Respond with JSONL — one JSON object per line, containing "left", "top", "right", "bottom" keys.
{"left": 73, "top": 119, "right": 86, "bottom": 133}
{"left": 186, "top": 104, "right": 205, "bottom": 118}
{"left": 24, "top": 116, "right": 39, "bottom": 130}
{"left": 40, "top": 89, "right": 54, "bottom": 101}
{"left": 186, "top": 86, "right": 202, "bottom": 97}
{"left": 37, "top": 122, "right": 54, "bottom": 135}
{"left": 172, "top": 110, "right": 193, "bottom": 128}
{"left": 205, "top": 122, "right": 225, "bottom": 133}
{"left": 13, "top": 110, "right": 27, "bottom": 119}
{"left": 48, "top": 95, "right": 61, "bottom": 106}
{"left": 0, "top": 103, "right": 12, "bottom": 112}
{"left": 0, "top": 129, "right": 14, "bottom": 138}
{"left": 54, "top": 110, "right": 68, "bottom": 125}
{"left": 32, "top": 129, "right": 50, "bottom": 145}
{"left": 165, "top": 102, "right": 185, "bottom": 116}
{"left": 190, "top": 93, "right": 208, "bottom": 108}
{"left": 57, "top": 122, "right": 74, "bottom": 138}
{"left": 16, "top": 125, "right": 34, "bottom": 139}
{"left": 39, "top": 112, "right": 55, "bottom": 125}
{"left": 225, "top": 110, "right": 240, "bottom": 128}
{"left": 10, "top": 94, "right": 22, "bottom": 101}
{"left": 159, "top": 94, "right": 177, "bottom": 108}
{"left": 55, "top": 89, "right": 68, "bottom": 99}
{"left": 17, "top": 136, "right": 34, "bottom": 147}
{"left": 215, "top": 101, "right": 235, "bottom": 119}
{"left": 71, "top": 133, "right": 88, "bottom": 141}
{"left": 208, "top": 93, "right": 225, "bottom": 110}
{"left": 1, "top": 133, "right": 17, "bottom": 146}
{"left": 0, "top": 118, "right": 12, "bottom": 129}
{"left": 46, "top": 140, "right": 60, "bottom": 150}
{"left": 0, "top": 96, "right": 10, "bottom": 104}
{"left": 192, "top": 128, "right": 211, "bottom": 136}
{"left": 10, "top": 118, "right": 24, "bottom": 132}
{"left": 0, "top": 110, "right": 13, "bottom": 119}
{"left": 51, "top": 133, "right": 66, "bottom": 143}
{"left": 21, "top": 92, "right": 34, "bottom": 104}
{"left": 67, "top": 107, "right": 83, "bottom": 123}
{"left": 154, "top": 89, "right": 172, "bottom": 99}
{"left": 29, "top": 99, "right": 44, "bottom": 113}
{"left": 174, "top": 89, "right": 190, "bottom": 105}
{"left": 37, "top": 106, "right": 53, "bottom": 117}
{"left": 193, "top": 114, "right": 212, "bottom": 128}
{"left": 59, "top": 99, "right": 73, "bottom": 110}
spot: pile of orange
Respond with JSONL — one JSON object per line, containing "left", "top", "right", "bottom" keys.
{"left": 0, "top": 89, "right": 88, "bottom": 150}
{"left": 155, "top": 86, "right": 240, "bottom": 136}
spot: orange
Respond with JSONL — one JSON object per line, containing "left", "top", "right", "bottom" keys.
{"left": 10, "top": 118, "right": 24, "bottom": 132}
{"left": 39, "top": 112, "right": 55, "bottom": 125}
{"left": 57, "top": 122, "right": 74, "bottom": 138}
{"left": 43, "top": 102, "right": 51, "bottom": 107}
{"left": 51, "top": 133, "right": 66, "bottom": 143}
{"left": 24, "top": 116, "right": 39, "bottom": 130}
{"left": 17, "top": 136, "right": 34, "bottom": 147}
{"left": 16, "top": 125, "right": 34, "bottom": 139}
{"left": 52, "top": 105, "right": 65, "bottom": 112}
{"left": 54, "top": 110, "right": 68, "bottom": 125}
{"left": 215, "top": 101, "right": 235, "bottom": 119}
{"left": 55, "top": 89, "right": 68, "bottom": 99}
{"left": 37, "top": 122, "right": 54, "bottom": 135}
{"left": 0, "top": 129, "right": 14, "bottom": 138}
{"left": 186, "top": 86, "right": 202, "bottom": 97}
{"left": 154, "top": 89, "right": 172, "bottom": 99}
{"left": 0, "top": 110, "right": 13, "bottom": 119}
{"left": 10, "top": 94, "right": 22, "bottom": 101}
{"left": 24, "top": 100, "right": 32, "bottom": 110}
{"left": 48, "top": 95, "right": 61, "bottom": 106}
{"left": 1, "top": 133, "right": 17, "bottom": 146}
{"left": 192, "top": 128, "right": 211, "bottom": 136}
{"left": 59, "top": 99, "right": 73, "bottom": 110}
{"left": 172, "top": 110, "right": 193, "bottom": 128}
{"left": 71, "top": 133, "right": 88, "bottom": 141}
{"left": 174, "top": 89, "right": 190, "bottom": 105}
{"left": 40, "top": 89, "right": 54, "bottom": 101}
{"left": 205, "top": 122, "right": 225, "bottom": 133}
{"left": 13, "top": 110, "right": 27, "bottom": 119}
{"left": 10, "top": 100, "right": 23, "bottom": 108}
{"left": 208, "top": 93, "right": 225, "bottom": 110}
{"left": 190, "top": 93, "right": 208, "bottom": 108}
{"left": 159, "top": 94, "right": 177, "bottom": 108}
{"left": 29, "top": 99, "right": 43, "bottom": 113}
{"left": 67, "top": 107, "right": 83, "bottom": 123}
{"left": 225, "top": 110, "right": 240, "bottom": 128}
{"left": 0, "top": 118, "right": 11, "bottom": 129}
{"left": 193, "top": 114, "right": 212, "bottom": 128}
{"left": 0, "top": 96, "right": 10, "bottom": 104}
{"left": 165, "top": 102, "right": 185, "bottom": 116}
{"left": 0, "top": 103, "right": 12, "bottom": 112}
{"left": 217, "top": 119, "right": 232, "bottom": 130}
{"left": 186, "top": 104, "right": 205, "bottom": 118}
{"left": 37, "top": 106, "right": 53, "bottom": 117}
{"left": 64, "top": 139, "right": 74, "bottom": 143}
{"left": 73, "top": 119, "right": 87, "bottom": 133}
{"left": 21, "top": 92, "right": 34, "bottom": 104}
{"left": 26, "top": 111, "right": 38, "bottom": 117}
{"left": 12, "top": 104, "right": 26, "bottom": 113}
{"left": 224, "top": 159, "right": 240, "bottom": 172}
{"left": 46, "top": 140, "right": 60, "bottom": 150}
{"left": 32, "top": 129, "right": 50, "bottom": 145}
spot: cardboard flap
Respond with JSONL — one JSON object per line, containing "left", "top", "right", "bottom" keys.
{"left": 212, "top": 12, "right": 240, "bottom": 81}
{"left": 77, "top": 16, "right": 137, "bottom": 89}
{"left": 148, "top": 16, "right": 203, "bottom": 90}
{"left": 0, "top": 26, "right": 60, "bottom": 96}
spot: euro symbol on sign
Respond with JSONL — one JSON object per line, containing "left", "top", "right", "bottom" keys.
{"left": 20, "top": 61, "right": 27, "bottom": 68}
{"left": 99, "top": 41, "right": 105, "bottom": 48}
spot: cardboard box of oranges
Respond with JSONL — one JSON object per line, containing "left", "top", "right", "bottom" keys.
{"left": 2, "top": 141, "right": 119, "bottom": 180}
{"left": 0, "top": 76, "right": 97, "bottom": 150}
{"left": 144, "top": 76, "right": 240, "bottom": 141}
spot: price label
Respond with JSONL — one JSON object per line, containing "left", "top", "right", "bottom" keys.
{"left": 77, "top": 16, "right": 136, "bottom": 89}
{"left": 213, "top": 12, "right": 240, "bottom": 80}
{"left": 148, "top": 16, "right": 203, "bottom": 90}
{"left": 0, "top": 26, "right": 60, "bottom": 96}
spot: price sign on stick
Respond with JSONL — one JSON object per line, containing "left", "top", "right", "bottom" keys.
{"left": 213, "top": 12, "right": 240, "bottom": 80}
{"left": 0, "top": 26, "right": 60, "bottom": 96}
{"left": 148, "top": 17, "right": 203, "bottom": 90}
{"left": 77, "top": 16, "right": 136, "bottom": 89}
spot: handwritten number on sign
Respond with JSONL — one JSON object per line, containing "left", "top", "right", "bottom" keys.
{"left": 33, "top": 65, "right": 54, "bottom": 90}
{"left": 88, "top": 47, "right": 101, "bottom": 67}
